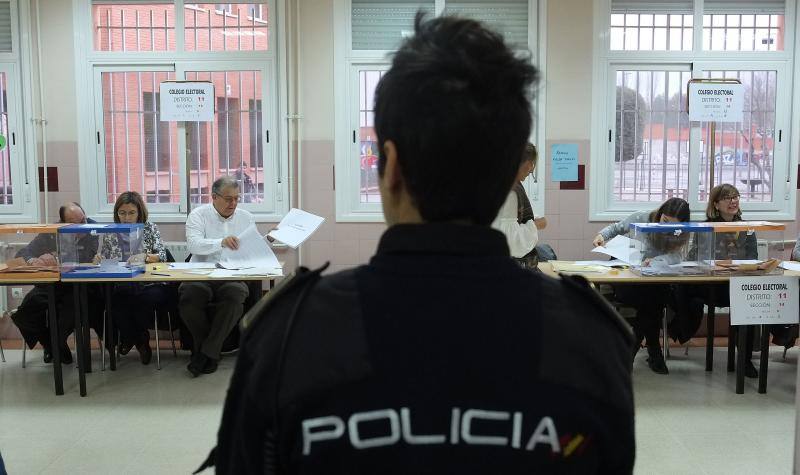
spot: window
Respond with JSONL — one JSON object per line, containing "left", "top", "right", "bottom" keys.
{"left": 0, "top": 1, "right": 40, "bottom": 221}
{"left": 185, "top": 3, "right": 269, "bottom": 51}
{"left": 591, "top": 0, "right": 794, "bottom": 220}
{"left": 334, "top": 0, "right": 543, "bottom": 222}
{"left": 76, "top": 1, "right": 283, "bottom": 221}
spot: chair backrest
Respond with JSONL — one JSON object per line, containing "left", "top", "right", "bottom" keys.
{"left": 164, "top": 248, "right": 176, "bottom": 263}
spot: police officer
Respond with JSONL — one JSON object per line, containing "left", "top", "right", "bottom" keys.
{"left": 202, "top": 13, "right": 635, "bottom": 474}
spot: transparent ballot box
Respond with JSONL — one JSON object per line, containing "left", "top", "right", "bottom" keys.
{"left": 628, "top": 223, "right": 714, "bottom": 276}
{"left": 58, "top": 223, "right": 146, "bottom": 279}
{"left": 707, "top": 221, "right": 785, "bottom": 275}
{"left": 0, "top": 224, "right": 67, "bottom": 276}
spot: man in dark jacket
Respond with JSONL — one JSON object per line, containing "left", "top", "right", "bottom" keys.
{"left": 205, "top": 13, "right": 635, "bottom": 475}
{"left": 10, "top": 202, "right": 99, "bottom": 363}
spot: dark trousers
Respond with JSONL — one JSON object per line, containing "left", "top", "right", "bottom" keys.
{"left": 674, "top": 283, "right": 754, "bottom": 356}
{"left": 112, "top": 283, "right": 174, "bottom": 346}
{"left": 614, "top": 284, "right": 669, "bottom": 349}
{"left": 178, "top": 281, "right": 248, "bottom": 360}
{"left": 11, "top": 283, "right": 103, "bottom": 350}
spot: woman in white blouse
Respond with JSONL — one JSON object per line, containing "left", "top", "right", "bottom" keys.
{"left": 492, "top": 143, "right": 546, "bottom": 268}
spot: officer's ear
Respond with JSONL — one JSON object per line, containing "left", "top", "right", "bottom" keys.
{"left": 381, "top": 140, "right": 404, "bottom": 194}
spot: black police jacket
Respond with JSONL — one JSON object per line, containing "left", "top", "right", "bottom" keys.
{"left": 208, "top": 223, "right": 636, "bottom": 474}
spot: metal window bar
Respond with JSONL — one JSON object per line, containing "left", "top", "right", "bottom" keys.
{"left": 138, "top": 73, "right": 146, "bottom": 197}
{"left": 253, "top": 70, "right": 259, "bottom": 198}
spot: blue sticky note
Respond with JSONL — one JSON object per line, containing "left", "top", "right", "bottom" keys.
{"left": 551, "top": 144, "right": 579, "bottom": 182}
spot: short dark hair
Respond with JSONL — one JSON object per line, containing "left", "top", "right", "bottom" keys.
{"left": 58, "top": 202, "right": 86, "bottom": 223}
{"left": 650, "top": 197, "right": 690, "bottom": 223}
{"left": 113, "top": 191, "right": 148, "bottom": 223}
{"left": 374, "top": 13, "right": 539, "bottom": 225}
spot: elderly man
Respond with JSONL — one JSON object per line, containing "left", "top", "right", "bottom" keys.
{"left": 181, "top": 176, "right": 254, "bottom": 377}
{"left": 11, "top": 202, "right": 98, "bottom": 363}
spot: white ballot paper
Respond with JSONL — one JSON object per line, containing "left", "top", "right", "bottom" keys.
{"left": 267, "top": 208, "right": 325, "bottom": 249}
{"left": 218, "top": 225, "right": 281, "bottom": 271}
{"left": 591, "top": 235, "right": 633, "bottom": 263}
{"left": 780, "top": 261, "right": 800, "bottom": 272}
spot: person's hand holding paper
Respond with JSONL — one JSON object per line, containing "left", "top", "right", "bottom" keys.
{"left": 267, "top": 208, "right": 325, "bottom": 249}
{"left": 218, "top": 225, "right": 280, "bottom": 271}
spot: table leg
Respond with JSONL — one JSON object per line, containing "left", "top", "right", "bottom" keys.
{"left": 80, "top": 283, "right": 92, "bottom": 373}
{"left": 727, "top": 323, "right": 736, "bottom": 372}
{"left": 736, "top": 325, "right": 746, "bottom": 394}
{"left": 706, "top": 287, "right": 716, "bottom": 372}
{"left": 73, "top": 284, "right": 87, "bottom": 397}
{"left": 46, "top": 284, "right": 63, "bottom": 396}
{"left": 758, "top": 324, "right": 769, "bottom": 394}
{"left": 105, "top": 283, "right": 116, "bottom": 371}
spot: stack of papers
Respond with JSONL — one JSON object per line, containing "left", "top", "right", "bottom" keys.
{"left": 169, "top": 262, "right": 217, "bottom": 270}
{"left": 268, "top": 208, "right": 325, "bottom": 249}
{"left": 550, "top": 261, "right": 609, "bottom": 274}
{"left": 209, "top": 268, "right": 283, "bottom": 278}
{"left": 218, "top": 226, "right": 281, "bottom": 270}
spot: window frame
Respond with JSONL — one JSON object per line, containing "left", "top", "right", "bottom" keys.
{"left": 333, "top": 0, "right": 547, "bottom": 223}
{"left": 0, "top": 0, "right": 42, "bottom": 223}
{"left": 73, "top": 0, "right": 289, "bottom": 223}
{"left": 590, "top": 0, "right": 799, "bottom": 221}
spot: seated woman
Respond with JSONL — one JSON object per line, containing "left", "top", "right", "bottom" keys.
{"left": 492, "top": 143, "right": 547, "bottom": 270}
{"left": 593, "top": 197, "right": 690, "bottom": 374}
{"left": 99, "top": 191, "right": 169, "bottom": 365}
{"left": 674, "top": 183, "right": 759, "bottom": 378}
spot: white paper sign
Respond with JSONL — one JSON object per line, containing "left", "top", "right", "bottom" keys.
{"left": 159, "top": 81, "right": 214, "bottom": 122}
{"left": 688, "top": 83, "right": 744, "bottom": 123}
{"left": 730, "top": 276, "right": 799, "bottom": 326}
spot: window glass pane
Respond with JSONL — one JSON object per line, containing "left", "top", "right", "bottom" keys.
{"left": 703, "top": 14, "right": 784, "bottom": 51}
{"left": 444, "top": 0, "right": 529, "bottom": 48}
{"left": 101, "top": 71, "right": 180, "bottom": 204}
{"left": 614, "top": 69, "right": 691, "bottom": 202}
{"left": 609, "top": 13, "right": 693, "bottom": 50}
{"left": 0, "top": 72, "right": 11, "bottom": 204}
{"left": 0, "top": 2, "right": 12, "bottom": 52}
{"left": 184, "top": 3, "right": 269, "bottom": 51}
{"left": 698, "top": 70, "right": 777, "bottom": 203}
{"left": 93, "top": 3, "right": 176, "bottom": 52}
{"left": 358, "top": 70, "right": 384, "bottom": 204}
{"left": 351, "top": 0, "right": 434, "bottom": 50}
{"left": 184, "top": 70, "right": 265, "bottom": 204}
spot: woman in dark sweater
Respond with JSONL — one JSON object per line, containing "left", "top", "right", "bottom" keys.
{"left": 674, "top": 183, "right": 759, "bottom": 378}
{"left": 599, "top": 197, "right": 690, "bottom": 374}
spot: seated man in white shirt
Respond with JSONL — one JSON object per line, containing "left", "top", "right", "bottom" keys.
{"left": 181, "top": 176, "right": 255, "bottom": 377}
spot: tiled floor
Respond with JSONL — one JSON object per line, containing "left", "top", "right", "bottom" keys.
{"left": 0, "top": 343, "right": 796, "bottom": 474}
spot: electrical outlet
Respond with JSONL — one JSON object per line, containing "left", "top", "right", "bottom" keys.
{"left": 11, "top": 287, "right": 23, "bottom": 299}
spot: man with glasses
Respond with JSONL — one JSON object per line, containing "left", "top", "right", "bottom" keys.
{"left": 181, "top": 176, "right": 254, "bottom": 376}
{"left": 11, "top": 202, "right": 98, "bottom": 364}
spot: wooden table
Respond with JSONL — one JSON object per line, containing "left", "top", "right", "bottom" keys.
{"left": 540, "top": 262, "right": 800, "bottom": 394}
{"left": 0, "top": 272, "right": 63, "bottom": 395}
{"left": 66, "top": 265, "right": 282, "bottom": 397}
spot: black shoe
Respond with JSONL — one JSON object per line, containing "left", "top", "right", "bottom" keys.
{"left": 60, "top": 345, "right": 73, "bottom": 365}
{"left": 646, "top": 347, "right": 669, "bottom": 375}
{"left": 136, "top": 342, "right": 152, "bottom": 365}
{"left": 201, "top": 357, "right": 218, "bottom": 374}
{"left": 118, "top": 342, "right": 133, "bottom": 356}
{"left": 745, "top": 360, "right": 758, "bottom": 379}
{"left": 187, "top": 352, "right": 208, "bottom": 377}
{"left": 43, "top": 345, "right": 53, "bottom": 363}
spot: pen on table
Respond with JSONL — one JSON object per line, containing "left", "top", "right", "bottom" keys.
{"left": 151, "top": 272, "right": 171, "bottom": 276}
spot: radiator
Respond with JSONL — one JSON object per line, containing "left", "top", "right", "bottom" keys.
{"left": 164, "top": 241, "right": 190, "bottom": 263}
